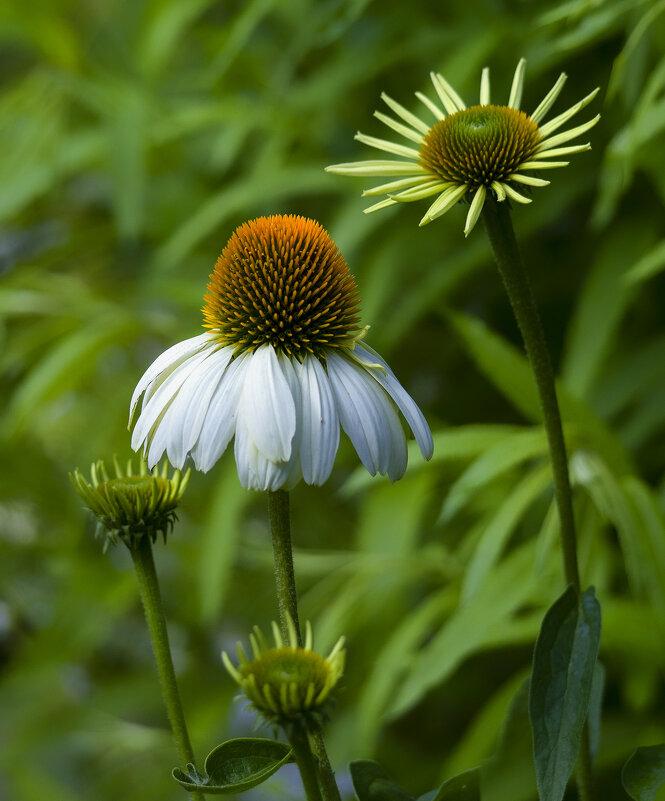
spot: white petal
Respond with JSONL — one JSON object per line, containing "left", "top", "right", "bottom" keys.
{"left": 326, "top": 160, "right": 428, "bottom": 177}
{"left": 373, "top": 110, "right": 425, "bottom": 144}
{"left": 325, "top": 351, "right": 388, "bottom": 475}
{"left": 530, "top": 73, "right": 567, "bottom": 124}
{"left": 430, "top": 72, "right": 466, "bottom": 114}
{"left": 353, "top": 344, "right": 434, "bottom": 461}
{"left": 536, "top": 114, "right": 600, "bottom": 151}
{"left": 297, "top": 356, "right": 340, "bottom": 485}
{"left": 509, "top": 173, "right": 550, "bottom": 187}
{"left": 362, "top": 176, "right": 431, "bottom": 197}
{"left": 234, "top": 419, "right": 293, "bottom": 491}
{"left": 390, "top": 181, "right": 452, "bottom": 202}
{"left": 491, "top": 181, "right": 507, "bottom": 201}
{"left": 364, "top": 198, "right": 398, "bottom": 214}
{"left": 537, "top": 88, "right": 600, "bottom": 139}
{"left": 464, "top": 185, "right": 487, "bottom": 237}
{"left": 480, "top": 67, "right": 490, "bottom": 105}
{"left": 381, "top": 92, "right": 431, "bottom": 135}
{"left": 237, "top": 345, "right": 296, "bottom": 463}
{"left": 415, "top": 91, "right": 445, "bottom": 121}
{"left": 503, "top": 183, "right": 532, "bottom": 204}
{"left": 129, "top": 333, "right": 213, "bottom": 422}
{"left": 354, "top": 132, "right": 421, "bottom": 160}
{"left": 131, "top": 349, "right": 212, "bottom": 457}
{"left": 191, "top": 351, "right": 251, "bottom": 472}
{"left": 508, "top": 58, "right": 527, "bottom": 109}
{"left": 419, "top": 184, "right": 467, "bottom": 226}
{"left": 164, "top": 346, "right": 234, "bottom": 466}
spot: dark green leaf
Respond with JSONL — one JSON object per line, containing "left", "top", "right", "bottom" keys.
{"left": 350, "top": 760, "right": 415, "bottom": 801}
{"left": 432, "top": 768, "right": 480, "bottom": 801}
{"left": 588, "top": 662, "right": 606, "bottom": 758}
{"left": 622, "top": 745, "right": 665, "bottom": 801}
{"left": 172, "top": 738, "right": 294, "bottom": 794}
{"left": 529, "top": 586, "right": 602, "bottom": 801}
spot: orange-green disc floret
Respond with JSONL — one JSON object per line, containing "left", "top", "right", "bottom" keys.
{"left": 203, "top": 214, "right": 361, "bottom": 359}
{"left": 419, "top": 105, "right": 541, "bottom": 189}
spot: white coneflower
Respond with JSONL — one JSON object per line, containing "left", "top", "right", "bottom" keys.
{"left": 326, "top": 58, "right": 600, "bottom": 236}
{"left": 129, "top": 215, "right": 432, "bottom": 491}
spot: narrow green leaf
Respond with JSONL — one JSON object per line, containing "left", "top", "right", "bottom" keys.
{"left": 622, "top": 745, "right": 665, "bottom": 801}
{"left": 172, "top": 738, "right": 294, "bottom": 794}
{"left": 529, "top": 586, "right": 602, "bottom": 801}
{"left": 432, "top": 768, "right": 480, "bottom": 801}
{"left": 350, "top": 761, "right": 415, "bottom": 801}
{"left": 588, "top": 662, "right": 605, "bottom": 758}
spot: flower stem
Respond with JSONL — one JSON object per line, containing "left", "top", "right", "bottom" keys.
{"left": 130, "top": 535, "right": 204, "bottom": 801}
{"left": 267, "top": 490, "right": 301, "bottom": 642}
{"left": 288, "top": 724, "right": 325, "bottom": 801}
{"left": 481, "top": 196, "right": 579, "bottom": 589}
{"left": 267, "top": 490, "right": 342, "bottom": 801}
{"left": 482, "top": 196, "right": 594, "bottom": 801}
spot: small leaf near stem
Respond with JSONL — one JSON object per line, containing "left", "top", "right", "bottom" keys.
{"left": 529, "top": 586, "right": 601, "bottom": 801}
{"left": 130, "top": 535, "right": 204, "bottom": 801}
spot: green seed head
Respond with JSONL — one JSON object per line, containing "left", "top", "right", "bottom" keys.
{"left": 419, "top": 105, "right": 540, "bottom": 188}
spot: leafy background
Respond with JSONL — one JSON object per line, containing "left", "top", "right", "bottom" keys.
{"left": 1, "top": 0, "right": 665, "bottom": 799}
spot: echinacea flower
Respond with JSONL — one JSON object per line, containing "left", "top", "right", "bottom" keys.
{"left": 326, "top": 58, "right": 600, "bottom": 236}
{"left": 222, "top": 615, "right": 345, "bottom": 728}
{"left": 70, "top": 457, "right": 189, "bottom": 549}
{"left": 130, "top": 215, "right": 432, "bottom": 490}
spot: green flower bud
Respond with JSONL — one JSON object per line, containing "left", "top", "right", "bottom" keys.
{"left": 222, "top": 615, "right": 345, "bottom": 730}
{"left": 70, "top": 457, "right": 189, "bottom": 550}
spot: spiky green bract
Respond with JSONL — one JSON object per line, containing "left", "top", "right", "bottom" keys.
{"left": 222, "top": 615, "right": 345, "bottom": 732}
{"left": 70, "top": 457, "right": 190, "bottom": 550}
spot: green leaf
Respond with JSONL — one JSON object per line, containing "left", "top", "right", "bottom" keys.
{"left": 350, "top": 761, "right": 415, "bottom": 801}
{"left": 588, "top": 662, "right": 606, "bottom": 758}
{"left": 432, "top": 769, "right": 480, "bottom": 801}
{"left": 529, "top": 586, "right": 602, "bottom": 801}
{"left": 622, "top": 745, "right": 665, "bottom": 801}
{"left": 172, "top": 738, "right": 294, "bottom": 795}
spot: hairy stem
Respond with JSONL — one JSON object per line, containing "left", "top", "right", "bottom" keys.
{"left": 130, "top": 536, "right": 204, "bottom": 801}
{"left": 482, "top": 196, "right": 594, "bottom": 801}
{"left": 268, "top": 490, "right": 342, "bottom": 801}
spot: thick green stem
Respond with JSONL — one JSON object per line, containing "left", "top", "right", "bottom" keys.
{"left": 289, "top": 725, "right": 325, "bottom": 801}
{"left": 130, "top": 536, "right": 204, "bottom": 801}
{"left": 482, "top": 197, "right": 580, "bottom": 590}
{"left": 482, "top": 196, "right": 594, "bottom": 801}
{"left": 267, "top": 490, "right": 342, "bottom": 801}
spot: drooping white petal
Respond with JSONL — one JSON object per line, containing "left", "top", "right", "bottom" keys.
{"left": 508, "top": 58, "right": 527, "bottom": 109}
{"left": 354, "top": 132, "right": 421, "bottom": 160}
{"left": 277, "top": 353, "right": 303, "bottom": 489}
{"left": 381, "top": 92, "right": 431, "bottom": 135}
{"left": 353, "top": 344, "right": 434, "bottom": 461}
{"left": 518, "top": 160, "right": 569, "bottom": 170}
{"left": 131, "top": 348, "right": 212, "bottom": 455}
{"left": 464, "top": 185, "right": 487, "bottom": 237}
{"left": 297, "top": 355, "right": 339, "bottom": 485}
{"left": 415, "top": 91, "right": 445, "bottom": 121}
{"left": 129, "top": 333, "right": 213, "bottom": 423}
{"left": 537, "top": 88, "right": 600, "bottom": 139}
{"left": 191, "top": 351, "right": 252, "bottom": 472}
{"left": 236, "top": 345, "right": 296, "bottom": 463}
{"left": 163, "top": 345, "right": 234, "bottom": 467}
{"left": 325, "top": 351, "right": 388, "bottom": 475}
{"left": 234, "top": 417, "right": 293, "bottom": 491}
{"left": 419, "top": 184, "right": 467, "bottom": 226}
{"left": 382, "top": 396, "right": 408, "bottom": 482}
{"left": 530, "top": 72, "right": 567, "bottom": 124}
{"left": 480, "top": 67, "right": 491, "bottom": 105}
{"left": 326, "top": 160, "right": 428, "bottom": 176}
{"left": 373, "top": 110, "right": 424, "bottom": 144}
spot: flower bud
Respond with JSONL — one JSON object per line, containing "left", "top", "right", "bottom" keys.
{"left": 222, "top": 615, "right": 345, "bottom": 729}
{"left": 70, "top": 457, "right": 189, "bottom": 550}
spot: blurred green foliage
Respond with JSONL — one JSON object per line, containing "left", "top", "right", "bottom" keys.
{"left": 1, "top": 0, "right": 665, "bottom": 800}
